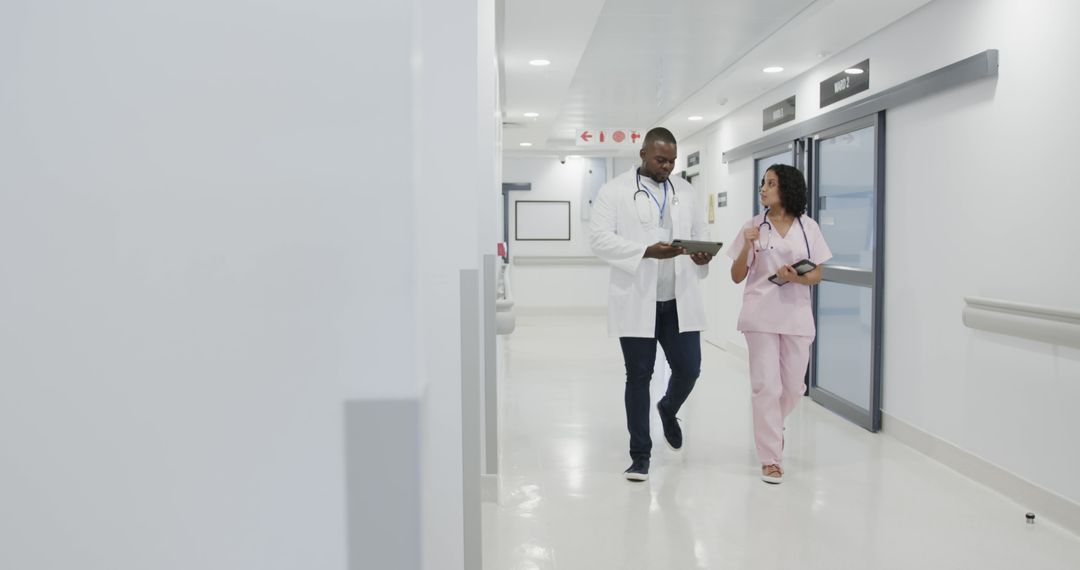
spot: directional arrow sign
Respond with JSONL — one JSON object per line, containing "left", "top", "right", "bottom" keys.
{"left": 577, "top": 129, "right": 644, "bottom": 147}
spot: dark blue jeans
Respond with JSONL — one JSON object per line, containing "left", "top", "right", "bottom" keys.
{"left": 619, "top": 300, "right": 701, "bottom": 460}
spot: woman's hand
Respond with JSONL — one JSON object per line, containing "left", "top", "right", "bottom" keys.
{"left": 742, "top": 227, "right": 760, "bottom": 249}
{"left": 777, "top": 264, "right": 800, "bottom": 283}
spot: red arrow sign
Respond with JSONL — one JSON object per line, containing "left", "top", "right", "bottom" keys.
{"left": 578, "top": 128, "right": 644, "bottom": 146}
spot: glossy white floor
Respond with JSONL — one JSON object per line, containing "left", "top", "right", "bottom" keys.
{"left": 482, "top": 313, "right": 1080, "bottom": 570}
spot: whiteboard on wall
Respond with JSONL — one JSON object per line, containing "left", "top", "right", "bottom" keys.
{"left": 515, "top": 200, "right": 571, "bottom": 241}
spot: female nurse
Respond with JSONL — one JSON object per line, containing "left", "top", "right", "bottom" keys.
{"left": 726, "top": 164, "right": 832, "bottom": 484}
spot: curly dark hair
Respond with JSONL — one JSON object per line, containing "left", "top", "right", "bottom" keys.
{"left": 766, "top": 164, "right": 808, "bottom": 217}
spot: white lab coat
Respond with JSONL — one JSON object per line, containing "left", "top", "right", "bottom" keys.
{"left": 589, "top": 168, "right": 710, "bottom": 338}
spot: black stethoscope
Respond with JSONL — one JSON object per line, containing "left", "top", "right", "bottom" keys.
{"left": 756, "top": 208, "right": 811, "bottom": 257}
{"left": 633, "top": 169, "right": 678, "bottom": 224}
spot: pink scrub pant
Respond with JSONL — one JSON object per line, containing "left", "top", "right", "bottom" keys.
{"left": 743, "top": 332, "right": 814, "bottom": 466}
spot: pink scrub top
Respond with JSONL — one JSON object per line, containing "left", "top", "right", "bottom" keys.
{"left": 727, "top": 213, "right": 833, "bottom": 337}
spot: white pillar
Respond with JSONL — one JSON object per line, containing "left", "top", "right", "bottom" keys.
{"left": 0, "top": 0, "right": 498, "bottom": 568}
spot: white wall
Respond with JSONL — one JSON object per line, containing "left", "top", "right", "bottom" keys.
{"left": 0, "top": 1, "right": 495, "bottom": 569}
{"left": 683, "top": 0, "right": 1080, "bottom": 506}
{"left": 878, "top": 0, "right": 1080, "bottom": 508}
{"left": 502, "top": 157, "right": 610, "bottom": 309}
{"left": 613, "top": 156, "right": 639, "bottom": 176}
{"left": 413, "top": 0, "right": 495, "bottom": 566}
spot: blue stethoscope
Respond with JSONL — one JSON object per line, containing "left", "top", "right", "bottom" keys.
{"left": 633, "top": 169, "right": 678, "bottom": 224}
{"left": 757, "top": 208, "right": 811, "bottom": 257}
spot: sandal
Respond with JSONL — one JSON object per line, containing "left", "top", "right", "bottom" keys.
{"left": 761, "top": 464, "right": 783, "bottom": 484}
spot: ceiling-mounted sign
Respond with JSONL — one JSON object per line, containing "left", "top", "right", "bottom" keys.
{"left": 501, "top": 182, "right": 531, "bottom": 192}
{"left": 820, "top": 59, "right": 870, "bottom": 108}
{"left": 577, "top": 129, "right": 644, "bottom": 147}
{"left": 763, "top": 96, "right": 797, "bottom": 131}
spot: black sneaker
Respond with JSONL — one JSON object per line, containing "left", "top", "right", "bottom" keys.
{"left": 624, "top": 457, "right": 649, "bottom": 481}
{"left": 657, "top": 401, "right": 683, "bottom": 451}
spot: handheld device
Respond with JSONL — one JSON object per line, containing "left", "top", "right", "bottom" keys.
{"left": 670, "top": 239, "right": 723, "bottom": 256}
{"left": 767, "top": 259, "right": 818, "bottom": 286}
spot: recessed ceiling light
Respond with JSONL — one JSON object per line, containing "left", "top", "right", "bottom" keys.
{"left": 688, "top": 116, "right": 704, "bottom": 121}
{"left": 519, "top": 142, "right": 533, "bottom": 147}
{"left": 844, "top": 68, "right": 865, "bottom": 75}
{"left": 529, "top": 59, "right": 551, "bottom": 67}
{"left": 524, "top": 112, "right": 540, "bottom": 118}
{"left": 763, "top": 66, "right": 784, "bottom": 73}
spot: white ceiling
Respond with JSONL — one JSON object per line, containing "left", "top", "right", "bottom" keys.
{"left": 500, "top": 0, "right": 933, "bottom": 156}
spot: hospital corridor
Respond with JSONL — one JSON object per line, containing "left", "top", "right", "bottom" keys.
{"left": 483, "top": 313, "right": 1080, "bottom": 569}
{"left": 1, "top": 0, "right": 1079, "bottom": 569}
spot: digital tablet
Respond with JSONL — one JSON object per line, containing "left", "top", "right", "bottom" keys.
{"left": 670, "top": 239, "right": 724, "bottom": 256}
{"left": 767, "top": 259, "right": 818, "bottom": 286}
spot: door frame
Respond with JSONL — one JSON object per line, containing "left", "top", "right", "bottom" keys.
{"left": 807, "top": 112, "right": 886, "bottom": 432}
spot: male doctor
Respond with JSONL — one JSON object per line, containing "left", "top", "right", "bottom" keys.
{"left": 589, "top": 127, "right": 714, "bottom": 481}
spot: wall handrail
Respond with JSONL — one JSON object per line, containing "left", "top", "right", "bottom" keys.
{"left": 962, "top": 296, "right": 1080, "bottom": 349}
{"left": 512, "top": 255, "right": 606, "bottom": 266}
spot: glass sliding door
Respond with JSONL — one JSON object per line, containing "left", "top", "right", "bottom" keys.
{"left": 809, "top": 113, "right": 885, "bottom": 431}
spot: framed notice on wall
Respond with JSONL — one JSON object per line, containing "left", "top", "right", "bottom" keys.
{"left": 515, "top": 200, "right": 571, "bottom": 241}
